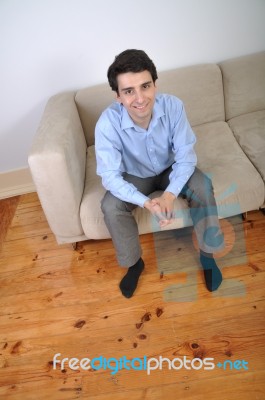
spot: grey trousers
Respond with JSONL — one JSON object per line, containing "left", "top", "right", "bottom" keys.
{"left": 101, "top": 167, "right": 224, "bottom": 267}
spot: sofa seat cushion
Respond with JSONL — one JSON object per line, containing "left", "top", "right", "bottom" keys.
{"left": 194, "top": 121, "right": 264, "bottom": 216}
{"left": 228, "top": 110, "right": 265, "bottom": 182}
{"left": 79, "top": 146, "right": 108, "bottom": 239}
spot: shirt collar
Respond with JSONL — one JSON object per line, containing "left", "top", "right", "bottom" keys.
{"left": 120, "top": 96, "right": 165, "bottom": 131}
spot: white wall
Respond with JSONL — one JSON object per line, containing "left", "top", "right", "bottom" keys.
{"left": 1, "top": 0, "right": 265, "bottom": 173}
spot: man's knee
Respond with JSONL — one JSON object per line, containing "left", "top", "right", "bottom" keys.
{"left": 187, "top": 169, "right": 215, "bottom": 205}
{"left": 101, "top": 192, "right": 132, "bottom": 216}
{"left": 197, "top": 170, "right": 214, "bottom": 197}
{"left": 101, "top": 192, "right": 119, "bottom": 215}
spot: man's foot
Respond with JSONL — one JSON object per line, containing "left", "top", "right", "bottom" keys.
{"left": 119, "top": 258, "right": 144, "bottom": 298}
{"left": 200, "top": 251, "right": 222, "bottom": 291}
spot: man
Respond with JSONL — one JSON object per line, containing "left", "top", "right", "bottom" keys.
{"left": 95, "top": 49, "right": 224, "bottom": 298}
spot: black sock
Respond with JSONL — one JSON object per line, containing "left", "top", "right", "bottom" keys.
{"left": 119, "top": 258, "right": 144, "bottom": 298}
{"left": 200, "top": 251, "right": 222, "bottom": 292}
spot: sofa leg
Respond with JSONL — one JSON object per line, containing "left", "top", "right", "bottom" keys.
{"left": 71, "top": 242, "right": 78, "bottom": 251}
{"left": 261, "top": 208, "right": 265, "bottom": 216}
{"left": 242, "top": 212, "right": 248, "bottom": 221}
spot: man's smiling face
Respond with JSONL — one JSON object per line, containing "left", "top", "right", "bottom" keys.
{"left": 116, "top": 70, "right": 157, "bottom": 129}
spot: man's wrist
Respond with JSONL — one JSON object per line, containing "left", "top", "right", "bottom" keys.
{"left": 163, "top": 191, "right": 176, "bottom": 200}
{"left": 144, "top": 199, "right": 152, "bottom": 209}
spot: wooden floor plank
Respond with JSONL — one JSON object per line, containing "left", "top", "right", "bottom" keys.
{"left": 0, "top": 196, "right": 20, "bottom": 251}
{"left": 0, "top": 193, "right": 264, "bottom": 399}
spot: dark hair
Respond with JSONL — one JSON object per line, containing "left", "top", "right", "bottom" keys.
{"left": 107, "top": 49, "right": 158, "bottom": 93}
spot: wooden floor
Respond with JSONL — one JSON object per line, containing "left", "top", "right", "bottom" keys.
{"left": 0, "top": 192, "right": 264, "bottom": 400}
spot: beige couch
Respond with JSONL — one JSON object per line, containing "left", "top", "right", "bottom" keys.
{"left": 28, "top": 52, "right": 265, "bottom": 245}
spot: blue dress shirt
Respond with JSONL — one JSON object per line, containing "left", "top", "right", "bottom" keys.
{"left": 95, "top": 93, "right": 197, "bottom": 207}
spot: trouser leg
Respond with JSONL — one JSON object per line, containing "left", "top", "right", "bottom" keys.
{"left": 101, "top": 166, "right": 224, "bottom": 266}
{"left": 101, "top": 192, "right": 140, "bottom": 266}
{"left": 180, "top": 168, "right": 224, "bottom": 253}
{"left": 101, "top": 174, "right": 158, "bottom": 267}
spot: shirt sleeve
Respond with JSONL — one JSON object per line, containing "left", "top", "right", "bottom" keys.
{"left": 165, "top": 101, "right": 197, "bottom": 197}
{"left": 95, "top": 118, "right": 149, "bottom": 207}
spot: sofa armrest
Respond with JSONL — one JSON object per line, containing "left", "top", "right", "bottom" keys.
{"left": 28, "top": 92, "right": 87, "bottom": 241}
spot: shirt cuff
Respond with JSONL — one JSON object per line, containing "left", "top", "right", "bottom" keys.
{"left": 131, "top": 192, "right": 150, "bottom": 208}
{"left": 165, "top": 182, "right": 183, "bottom": 198}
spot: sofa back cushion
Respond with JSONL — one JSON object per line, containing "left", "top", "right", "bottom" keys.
{"left": 157, "top": 64, "right": 225, "bottom": 127}
{"left": 219, "top": 51, "right": 265, "bottom": 121}
{"left": 75, "top": 83, "right": 115, "bottom": 146}
{"left": 75, "top": 63, "right": 225, "bottom": 146}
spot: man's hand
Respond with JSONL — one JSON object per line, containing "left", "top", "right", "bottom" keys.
{"left": 144, "top": 191, "right": 175, "bottom": 228}
{"left": 152, "top": 191, "right": 175, "bottom": 220}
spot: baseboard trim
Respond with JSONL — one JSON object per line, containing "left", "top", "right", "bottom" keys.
{"left": 0, "top": 167, "right": 36, "bottom": 199}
